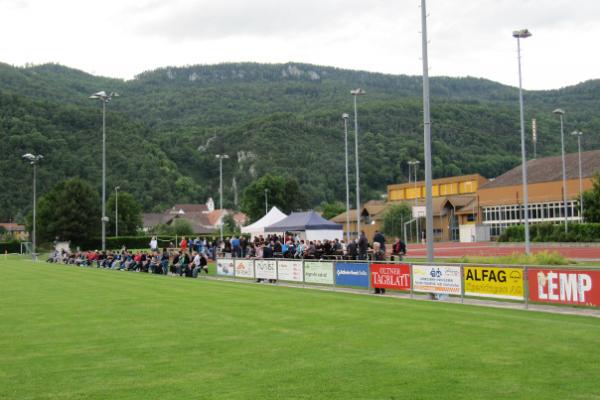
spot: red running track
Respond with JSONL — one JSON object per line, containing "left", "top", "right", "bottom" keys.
{"left": 405, "top": 242, "right": 600, "bottom": 261}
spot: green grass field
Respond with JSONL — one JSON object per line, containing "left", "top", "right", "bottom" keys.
{"left": 2, "top": 258, "right": 600, "bottom": 400}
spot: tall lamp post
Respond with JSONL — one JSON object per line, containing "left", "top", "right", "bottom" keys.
{"left": 216, "top": 154, "right": 229, "bottom": 242}
{"left": 89, "top": 91, "right": 119, "bottom": 252}
{"left": 351, "top": 88, "right": 365, "bottom": 238}
{"left": 342, "top": 113, "right": 351, "bottom": 243}
{"left": 571, "top": 130, "right": 584, "bottom": 221}
{"left": 553, "top": 108, "right": 568, "bottom": 232}
{"left": 22, "top": 153, "right": 43, "bottom": 261}
{"left": 421, "top": 0, "right": 434, "bottom": 262}
{"left": 513, "top": 28, "right": 532, "bottom": 255}
{"left": 115, "top": 186, "right": 120, "bottom": 237}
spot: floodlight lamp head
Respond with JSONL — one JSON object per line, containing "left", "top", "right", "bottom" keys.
{"left": 22, "top": 153, "right": 35, "bottom": 161}
{"left": 570, "top": 130, "right": 583, "bottom": 136}
{"left": 512, "top": 29, "right": 532, "bottom": 39}
{"left": 342, "top": 113, "right": 350, "bottom": 120}
{"left": 553, "top": 108, "right": 565, "bottom": 116}
{"left": 350, "top": 88, "right": 365, "bottom": 96}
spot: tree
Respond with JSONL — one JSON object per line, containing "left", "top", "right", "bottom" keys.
{"left": 319, "top": 201, "right": 346, "bottom": 220}
{"left": 36, "top": 178, "right": 100, "bottom": 243}
{"left": 107, "top": 191, "right": 142, "bottom": 236}
{"left": 582, "top": 175, "right": 600, "bottom": 222}
{"left": 241, "top": 174, "right": 309, "bottom": 222}
{"left": 382, "top": 203, "right": 412, "bottom": 239}
{"left": 171, "top": 218, "right": 194, "bottom": 236}
{"left": 223, "top": 213, "right": 240, "bottom": 234}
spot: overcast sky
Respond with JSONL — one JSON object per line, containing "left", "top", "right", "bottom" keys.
{"left": 1, "top": 0, "right": 598, "bottom": 90}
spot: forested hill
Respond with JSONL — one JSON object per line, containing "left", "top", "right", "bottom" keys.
{"left": 1, "top": 61, "right": 599, "bottom": 221}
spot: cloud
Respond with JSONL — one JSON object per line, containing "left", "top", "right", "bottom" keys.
{"left": 129, "top": 0, "right": 400, "bottom": 41}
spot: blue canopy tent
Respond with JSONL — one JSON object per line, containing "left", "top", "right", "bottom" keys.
{"left": 264, "top": 211, "right": 343, "bottom": 241}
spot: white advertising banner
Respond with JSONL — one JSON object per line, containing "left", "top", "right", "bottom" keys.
{"left": 412, "top": 265, "right": 462, "bottom": 295}
{"left": 234, "top": 259, "right": 254, "bottom": 278}
{"left": 304, "top": 261, "right": 334, "bottom": 285}
{"left": 216, "top": 259, "right": 234, "bottom": 276}
{"left": 255, "top": 260, "right": 277, "bottom": 280}
{"left": 277, "top": 260, "right": 304, "bottom": 282}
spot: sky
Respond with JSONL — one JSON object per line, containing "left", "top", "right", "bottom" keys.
{"left": 1, "top": 0, "right": 599, "bottom": 90}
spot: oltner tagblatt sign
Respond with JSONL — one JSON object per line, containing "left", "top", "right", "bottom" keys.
{"left": 528, "top": 269, "right": 600, "bottom": 307}
{"left": 370, "top": 263, "right": 411, "bottom": 290}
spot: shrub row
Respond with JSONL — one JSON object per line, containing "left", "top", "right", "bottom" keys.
{"left": 498, "top": 223, "right": 600, "bottom": 242}
{"left": 0, "top": 241, "right": 23, "bottom": 254}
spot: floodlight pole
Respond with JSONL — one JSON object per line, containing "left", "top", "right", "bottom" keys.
{"left": 115, "top": 186, "right": 120, "bottom": 237}
{"left": 571, "top": 131, "right": 584, "bottom": 221}
{"left": 343, "top": 113, "right": 351, "bottom": 243}
{"left": 513, "top": 29, "right": 532, "bottom": 255}
{"left": 351, "top": 89, "right": 365, "bottom": 239}
{"left": 421, "top": 0, "right": 434, "bottom": 262}
{"left": 89, "top": 91, "right": 119, "bottom": 252}
{"left": 216, "top": 154, "right": 229, "bottom": 242}
{"left": 22, "top": 153, "right": 42, "bottom": 261}
{"left": 554, "top": 109, "right": 568, "bottom": 232}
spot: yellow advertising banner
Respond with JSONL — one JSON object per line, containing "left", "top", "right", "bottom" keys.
{"left": 464, "top": 266, "right": 524, "bottom": 300}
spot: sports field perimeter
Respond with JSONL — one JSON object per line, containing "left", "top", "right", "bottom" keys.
{"left": 1, "top": 259, "right": 600, "bottom": 399}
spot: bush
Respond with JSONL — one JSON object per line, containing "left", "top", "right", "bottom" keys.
{"left": 70, "top": 235, "right": 220, "bottom": 251}
{"left": 0, "top": 241, "right": 22, "bottom": 254}
{"left": 498, "top": 223, "right": 600, "bottom": 242}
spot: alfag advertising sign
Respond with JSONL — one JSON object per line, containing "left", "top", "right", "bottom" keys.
{"left": 335, "top": 262, "right": 369, "bottom": 288}
{"left": 413, "top": 265, "right": 462, "bottom": 294}
{"left": 370, "top": 263, "right": 411, "bottom": 291}
{"left": 276, "top": 260, "right": 304, "bottom": 282}
{"left": 234, "top": 259, "right": 254, "bottom": 278}
{"left": 528, "top": 269, "right": 600, "bottom": 307}
{"left": 255, "top": 260, "right": 277, "bottom": 280}
{"left": 304, "top": 261, "right": 334, "bottom": 285}
{"left": 216, "top": 259, "right": 234, "bottom": 276}
{"left": 464, "top": 266, "right": 523, "bottom": 300}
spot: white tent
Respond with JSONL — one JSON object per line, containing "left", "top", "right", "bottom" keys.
{"left": 241, "top": 207, "right": 288, "bottom": 239}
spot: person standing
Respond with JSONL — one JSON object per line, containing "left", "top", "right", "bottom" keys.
{"left": 150, "top": 236, "right": 158, "bottom": 252}
{"left": 373, "top": 230, "right": 386, "bottom": 253}
{"left": 372, "top": 242, "right": 386, "bottom": 294}
{"left": 179, "top": 236, "right": 188, "bottom": 253}
{"left": 358, "top": 231, "right": 369, "bottom": 260}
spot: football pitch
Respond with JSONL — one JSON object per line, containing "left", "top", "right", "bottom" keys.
{"left": 2, "top": 259, "right": 600, "bottom": 400}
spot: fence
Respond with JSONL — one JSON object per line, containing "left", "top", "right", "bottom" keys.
{"left": 216, "top": 258, "right": 600, "bottom": 309}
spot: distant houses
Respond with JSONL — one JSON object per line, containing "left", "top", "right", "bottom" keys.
{"left": 142, "top": 198, "right": 247, "bottom": 234}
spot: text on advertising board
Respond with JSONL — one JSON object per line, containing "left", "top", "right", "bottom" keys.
{"left": 413, "top": 265, "right": 461, "bottom": 294}
{"left": 528, "top": 269, "right": 600, "bottom": 307}
{"left": 371, "top": 263, "right": 411, "bottom": 290}
{"left": 464, "top": 266, "right": 523, "bottom": 300}
{"left": 335, "top": 262, "right": 369, "bottom": 288}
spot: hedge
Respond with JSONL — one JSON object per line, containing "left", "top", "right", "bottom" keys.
{"left": 70, "top": 235, "right": 226, "bottom": 251}
{"left": 498, "top": 223, "right": 600, "bottom": 242}
{"left": 0, "top": 241, "right": 23, "bottom": 254}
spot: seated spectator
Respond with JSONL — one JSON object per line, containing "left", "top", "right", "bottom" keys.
{"left": 391, "top": 237, "right": 407, "bottom": 261}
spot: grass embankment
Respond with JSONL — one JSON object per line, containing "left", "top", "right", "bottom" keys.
{"left": 1, "top": 259, "right": 600, "bottom": 399}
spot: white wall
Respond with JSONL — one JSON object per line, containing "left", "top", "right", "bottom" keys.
{"left": 305, "top": 229, "right": 344, "bottom": 242}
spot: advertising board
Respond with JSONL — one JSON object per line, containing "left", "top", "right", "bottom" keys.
{"left": 255, "top": 260, "right": 277, "bottom": 280}
{"left": 234, "top": 259, "right": 254, "bottom": 278}
{"left": 304, "top": 261, "right": 334, "bottom": 285}
{"left": 216, "top": 259, "right": 234, "bottom": 276}
{"left": 335, "top": 262, "right": 369, "bottom": 288}
{"left": 528, "top": 268, "right": 600, "bottom": 307}
{"left": 277, "top": 260, "right": 304, "bottom": 282}
{"left": 370, "top": 263, "right": 411, "bottom": 291}
{"left": 413, "top": 265, "right": 461, "bottom": 294}
{"left": 464, "top": 266, "right": 523, "bottom": 300}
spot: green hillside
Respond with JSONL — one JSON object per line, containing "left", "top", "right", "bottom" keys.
{"left": 1, "top": 61, "right": 599, "bottom": 222}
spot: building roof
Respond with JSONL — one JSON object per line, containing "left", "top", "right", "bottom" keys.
{"left": 169, "top": 204, "right": 209, "bottom": 214}
{"left": 142, "top": 213, "right": 172, "bottom": 228}
{"left": 481, "top": 150, "right": 600, "bottom": 189}
{"left": 0, "top": 223, "right": 25, "bottom": 232}
{"left": 388, "top": 174, "right": 487, "bottom": 191}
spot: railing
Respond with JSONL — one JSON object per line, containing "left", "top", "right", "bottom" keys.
{"left": 215, "top": 257, "right": 600, "bottom": 309}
